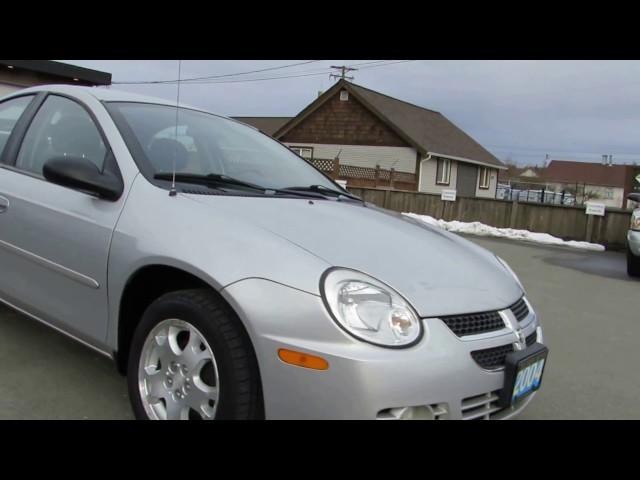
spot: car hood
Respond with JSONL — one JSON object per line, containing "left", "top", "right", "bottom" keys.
{"left": 186, "top": 195, "right": 523, "bottom": 317}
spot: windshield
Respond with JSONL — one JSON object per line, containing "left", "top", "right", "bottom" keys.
{"left": 106, "top": 102, "right": 338, "bottom": 192}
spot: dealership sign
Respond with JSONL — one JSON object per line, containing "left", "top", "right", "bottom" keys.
{"left": 441, "top": 189, "right": 457, "bottom": 202}
{"left": 586, "top": 202, "right": 606, "bottom": 216}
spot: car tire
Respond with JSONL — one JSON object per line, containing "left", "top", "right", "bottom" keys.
{"left": 127, "top": 288, "right": 263, "bottom": 420}
{"left": 628, "top": 248, "right": 640, "bottom": 277}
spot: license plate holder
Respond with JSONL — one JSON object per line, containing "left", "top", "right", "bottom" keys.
{"left": 499, "top": 342, "right": 548, "bottom": 408}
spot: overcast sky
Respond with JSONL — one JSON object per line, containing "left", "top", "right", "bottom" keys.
{"left": 63, "top": 60, "right": 640, "bottom": 166}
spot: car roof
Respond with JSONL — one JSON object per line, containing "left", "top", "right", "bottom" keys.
{"left": 4, "top": 84, "right": 230, "bottom": 119}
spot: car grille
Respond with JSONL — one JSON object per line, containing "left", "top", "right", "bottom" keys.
{"left": 461, "top": 390, "right": 504, "bottom": 420}
{"left": 470, "top": 344, "right": 514, "bottom": 369}
{"left": 440, "top": 311, "right": 504, "bottom": 337}
{"left": 510, "top": 297, "right": 530, "bottom": 322}
{"left": 439, "top": 296, "right": 530, "bottom": 337}
{"left": 470, "top": 331, "right": 538, "bottom": 370}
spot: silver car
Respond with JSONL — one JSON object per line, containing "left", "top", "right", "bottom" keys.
{"left": 628, "top": 193, "right": 640, "bottom": 277}
{"left": 0, "top": 85, "right": 547, "bottom": 420}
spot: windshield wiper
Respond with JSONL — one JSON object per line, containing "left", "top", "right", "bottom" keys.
{"left": 154, "top": 173, "right": 327, "bottom": 199}
{"left": 281, "top": 184, "right": 361, "bottom": 201}
{"left": 154, "top": 173, "right": 268, "bottom": 192}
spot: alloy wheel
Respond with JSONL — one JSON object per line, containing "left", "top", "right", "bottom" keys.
{"left": 138, "top": 318, "right": 220, "bottom": 420}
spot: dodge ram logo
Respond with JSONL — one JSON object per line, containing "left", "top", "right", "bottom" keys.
{"left": 502, "top": 311, "right": 527, "bottom": 350}
{"left": 514, "top": 329, "right": 527, "bottom": 350}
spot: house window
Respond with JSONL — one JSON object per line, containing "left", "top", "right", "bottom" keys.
{"left": 479, "top": 167, "right": 491, "bottom": 189}
{"left": 340, "top": 90, "right": 349, "bottom": 101}
{"left": 289, "top": 146, "right": 313, "bottom": 159}
{"left": 605, "top": 189, "right": 614, "bottom": 199}
{"left": 436, "top": 157, "right": 451, "bottom": 185}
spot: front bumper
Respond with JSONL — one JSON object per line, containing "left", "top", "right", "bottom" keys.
{"left": 628, "top": 230, "right": 640, "bottom": 257}
{"left": 222, "top": 278, "right": 543, "bottom": 420}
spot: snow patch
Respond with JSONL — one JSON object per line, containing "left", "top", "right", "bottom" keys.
{"left": 403, "top": 213, "right": 605, "bottom": 252}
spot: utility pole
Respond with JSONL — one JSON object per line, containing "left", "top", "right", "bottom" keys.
{"left": 330, "top": 65, "right": 357, "bottom": 81}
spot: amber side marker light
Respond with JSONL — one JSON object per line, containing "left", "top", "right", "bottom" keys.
{"left": 278, "top": 349, "right": 329, "bottom": 370}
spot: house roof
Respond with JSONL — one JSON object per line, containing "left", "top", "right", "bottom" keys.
{"left": 544, "top": 160, "right": 630, "bottom": 188}
{"left": 231, "top": 116, "right": 292, "bottom": 136}
{"left": 273, "top": 79, "right": 505, "bottom": 170}
{"left": 0, "top": 60, "right": 111, "bottom": 86}
{"left": 499, "top": 165, "right": 544, "bottom": 180}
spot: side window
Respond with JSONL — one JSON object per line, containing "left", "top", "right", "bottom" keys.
{"left": 479, "top": 167, "right": 491, "bottom": 189}
{"left": 15, "top": 95, "right": 107, "bottom": 176}
{"left": 436, "top": 157, "right": 451, "bottom": 185}
{"left": 289, "top": 146, "right": 313, "bottom": 159}
{"left": 0, "top": 95, "right": 34, "bottom": 161}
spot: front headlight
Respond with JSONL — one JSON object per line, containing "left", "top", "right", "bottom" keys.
{"left": 320, "top": 268, "right": 422, "bottom": 348}
{"left": 496, "top": 256, "right": 525, "bottom": 291}
{"left": 631, "top": 212, "right": 640, "bottom": 231}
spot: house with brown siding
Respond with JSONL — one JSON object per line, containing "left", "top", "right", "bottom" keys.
{"left": 233, "top": 79, "right": 506, "bottom": 198}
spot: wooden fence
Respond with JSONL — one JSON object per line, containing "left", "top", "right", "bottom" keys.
{"left": 347, "top": 187, "right": 633, "bottom": 250}
{"left": 310, "top": 158, "right": 417, "bottom": 191}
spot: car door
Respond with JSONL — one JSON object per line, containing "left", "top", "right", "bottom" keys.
{"left": 0, "top": 93, "right": 125, "bottom": 349}
{"left": 0, "top": 93, "right": 41, "bottom": 302}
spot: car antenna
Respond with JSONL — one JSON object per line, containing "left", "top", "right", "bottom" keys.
{"left": 169, "top": 59, "right": 182, "bottom": 197}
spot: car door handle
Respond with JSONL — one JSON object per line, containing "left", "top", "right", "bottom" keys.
{"left": 0, "top": 196, "right": 9, "bottom": 213}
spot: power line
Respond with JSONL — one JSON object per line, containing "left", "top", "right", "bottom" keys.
{"left": 328, "top": 61, "right": 416, "bottom": 82}
{"left": 112, "top": 60, "right": 418, "bottom": 86}
{"left": 348, "top": 60, "right": 393, "bottom": 67}
{"left": 357, "top": 60, "right": 416, "bottom": 70}
{"left": 113, "top": 60, "right": 321, "bottom": 85}
{"left": 233, "top": 60, "right": 390, "bottom": 78}
{"left": 149, "top": 60, "right": 419, "bottom": 86}
{"left": 175, "top": 70, "right": 338, "bottom": 85}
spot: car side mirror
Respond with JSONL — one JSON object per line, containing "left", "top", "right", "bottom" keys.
{"left": 43, "top": 156, "right": 123, "bottom": 201}
{"left": 628, "top": 193, "right": 640, "bottom": 203}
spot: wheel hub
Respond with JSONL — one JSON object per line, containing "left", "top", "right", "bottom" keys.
{"left": 164, "top": 362, "right": 193, "bottom": 399}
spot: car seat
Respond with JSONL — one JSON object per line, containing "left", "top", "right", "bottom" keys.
{"left": 147, "top": 137, "right": 189, "bottom": 173}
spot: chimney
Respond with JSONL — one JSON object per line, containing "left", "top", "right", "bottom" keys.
{"left": 608, "top": 154, "right": 613, "bottom": 167}
{"left": 602, "top": 155, "right": 608, "bottom": 166}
